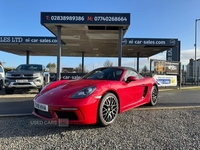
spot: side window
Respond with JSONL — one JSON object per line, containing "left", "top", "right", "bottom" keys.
{"left": 123, "top": 69, "right": 139, "bottom": 81}
{"left": 0, "top": 66, "right": 3, "bottom": 72}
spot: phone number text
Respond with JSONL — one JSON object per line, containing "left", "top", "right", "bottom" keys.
{"left": 50, "top": 16, "right": 128, "bottom": 22}
{"left": 51, "top": 16, "right": 85, "bottom": 21}
{"left": 94, "top": 16, "right": 128, "bottom": 22}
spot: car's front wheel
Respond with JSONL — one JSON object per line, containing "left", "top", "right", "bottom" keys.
{"left": 98, "top": 93, "right": 119, "bottom": 127}
{"left": 149, "top": 85, "right": 158, "bottom": 106}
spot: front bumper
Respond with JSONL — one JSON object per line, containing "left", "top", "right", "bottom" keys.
{"left": 5, "top": 78, "right": 43, "bottom": 89}
{"left": 32, "top": 97, "right": 100, "bottom": 125}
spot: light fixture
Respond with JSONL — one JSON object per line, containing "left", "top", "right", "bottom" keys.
{"left": 93, "top": 48, "right": 98, "bottom": 51}
{"left": 73, "top": 35, "right": 80, "bottom": 39}
{"left": 65, "top": 44, "right": 80, "bottom": 46}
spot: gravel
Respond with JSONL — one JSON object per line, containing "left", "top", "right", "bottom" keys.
{"left": 0, "top": 108, "right": 200, "bottom": 150}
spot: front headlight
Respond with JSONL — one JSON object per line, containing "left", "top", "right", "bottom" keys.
{"left": 70, "top": 86, "right": 96, "bottom": 99}
{"left": 6, "top": 73, "right": 11, "bottom": 77}
{"left": 33, "top": 72, "right": 41, "bottom": 77}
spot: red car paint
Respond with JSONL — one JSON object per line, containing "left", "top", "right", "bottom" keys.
{"left": 33, "top": 66, "right": 158, "bottom": 125}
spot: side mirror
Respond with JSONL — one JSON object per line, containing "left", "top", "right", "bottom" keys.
{"left": 127, "top": 76, "right": 137, "bottom": 83}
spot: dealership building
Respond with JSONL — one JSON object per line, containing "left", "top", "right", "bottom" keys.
{"left": 0, "top": 12, "right": 181, "bottom": 87}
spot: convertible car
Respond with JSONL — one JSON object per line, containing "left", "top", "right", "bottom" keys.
{"left": 33, "top": 66, "right": 158, "bottom": 126}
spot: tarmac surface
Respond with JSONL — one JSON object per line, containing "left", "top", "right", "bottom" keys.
{"left": 0, "top": 86, "right": 200, "bottom": 116}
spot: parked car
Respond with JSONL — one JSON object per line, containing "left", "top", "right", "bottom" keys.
{"left": 167, "top": 65, "right": 177, "bottom": 70}
{"left": 33, "top": 66, "right": 158, "bottom": 127}
{"left": 4, "top": 64, "right": 50, "bottom": 94}
{"left": 0, "top": 65, "right": 5, "bottom": 90}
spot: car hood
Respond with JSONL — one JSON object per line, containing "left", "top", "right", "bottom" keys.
{"left": 40, "top": 79, "right": 104, "bottom": 99}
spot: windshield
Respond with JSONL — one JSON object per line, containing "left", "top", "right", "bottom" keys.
{"left": 82, "top": 68, "right": 124, "bottom": 81}
{"left": 16, "top": 64, "right": 43, "bottom": 71}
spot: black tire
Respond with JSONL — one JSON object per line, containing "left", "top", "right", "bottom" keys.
{"left": 0, "top": 80, "right": 3, "bottom": 90}
{"left": 98, "top": 93, "right": 119, "bottom": 127}
{"left": 5, "top": 88, "right": 14, "bottom": 94}
{"left": 149, "top": 85, "right": 158, "bottom": 106}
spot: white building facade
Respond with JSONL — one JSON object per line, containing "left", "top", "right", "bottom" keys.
{"left": 186, "top": 58, "right": 200, "bottom": 82}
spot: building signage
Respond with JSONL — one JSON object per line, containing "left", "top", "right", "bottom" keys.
{"left": 0, "top": 36, "right": 64, "bottom": 44}
{"left": 50, "top": 73, "right": 86, "bottom": 81}
{"left": 153, "top": 75, "right": 177, "bottom": 87}
{"left": 166, "top": 41, "right": 180, "bottom": 61}
{"left": 154, "top": 60, "right": 179, "bottom": 75}
{"left": 122, "top": 38, "right": 178, "bottom": 46}
{"left": 41, "top": 12, "right": 130, "bottom": 25}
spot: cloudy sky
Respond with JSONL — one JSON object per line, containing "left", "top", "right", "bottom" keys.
{"left": 0, "top": 0, "right": 200, "bottom": 71}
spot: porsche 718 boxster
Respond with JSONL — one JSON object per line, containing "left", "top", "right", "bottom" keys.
{"left": 33, "top": 66, "right": 158, "bottom": 126}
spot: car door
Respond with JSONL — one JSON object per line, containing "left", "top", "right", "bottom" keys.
{"left": 119, "top": 69, "right": 145, "bottom": 109}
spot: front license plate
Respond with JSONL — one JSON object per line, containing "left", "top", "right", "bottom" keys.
{"left": 16, "top": 79, "right": 28, "bottom": 83}
{"left": 34, "top": 102, "right": 48, "bottom": 112}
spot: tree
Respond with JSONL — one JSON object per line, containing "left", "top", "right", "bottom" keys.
{"left": 74, "top": 63, "right": 87, "bottom": 73}
{"left": 141, "top": 65, "right": 149, "bottom": 73}
{"left": 0, "top": 61, "right": 5, "bottom": 66}
{"left": 103, "top": 60, "right": 113, "bottom": 67}
{"left": 46, "top": 63, "right": 56, "bottom": 73}
{"left": 4, "top": 67, "right": 15, "bottom": 72}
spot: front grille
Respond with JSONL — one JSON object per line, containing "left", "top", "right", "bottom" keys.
{"left": 55, "top": 111, "right": 78, "bottom": 120}
{"left": 12, "top": 74, "right": 33, "bottom": 77}
{"left": 35, "top": 109, "right": 52, "bottom": 118}
{"left": 7, "top": 77, "right": 36, "bottom": 79}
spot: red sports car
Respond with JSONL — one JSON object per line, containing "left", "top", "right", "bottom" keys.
{"left": 33, "top": 66, "right": 158, "bottom": 126}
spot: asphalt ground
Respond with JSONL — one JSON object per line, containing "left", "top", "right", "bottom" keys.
{"left": 0, "top": 86, "right": 200, "bottom": 116}
{"left": 0, "top": 87, "right": 200, "bottom": 149}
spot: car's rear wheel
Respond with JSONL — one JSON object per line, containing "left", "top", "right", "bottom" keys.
{"left": 5, "top": 88, "right": 14, "bottom": 94}
{"left": 149, "top": 85, "right": 158, "bottom": 106}
{"left": 98, "top": 93, "right": 119, "bottom": 127}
